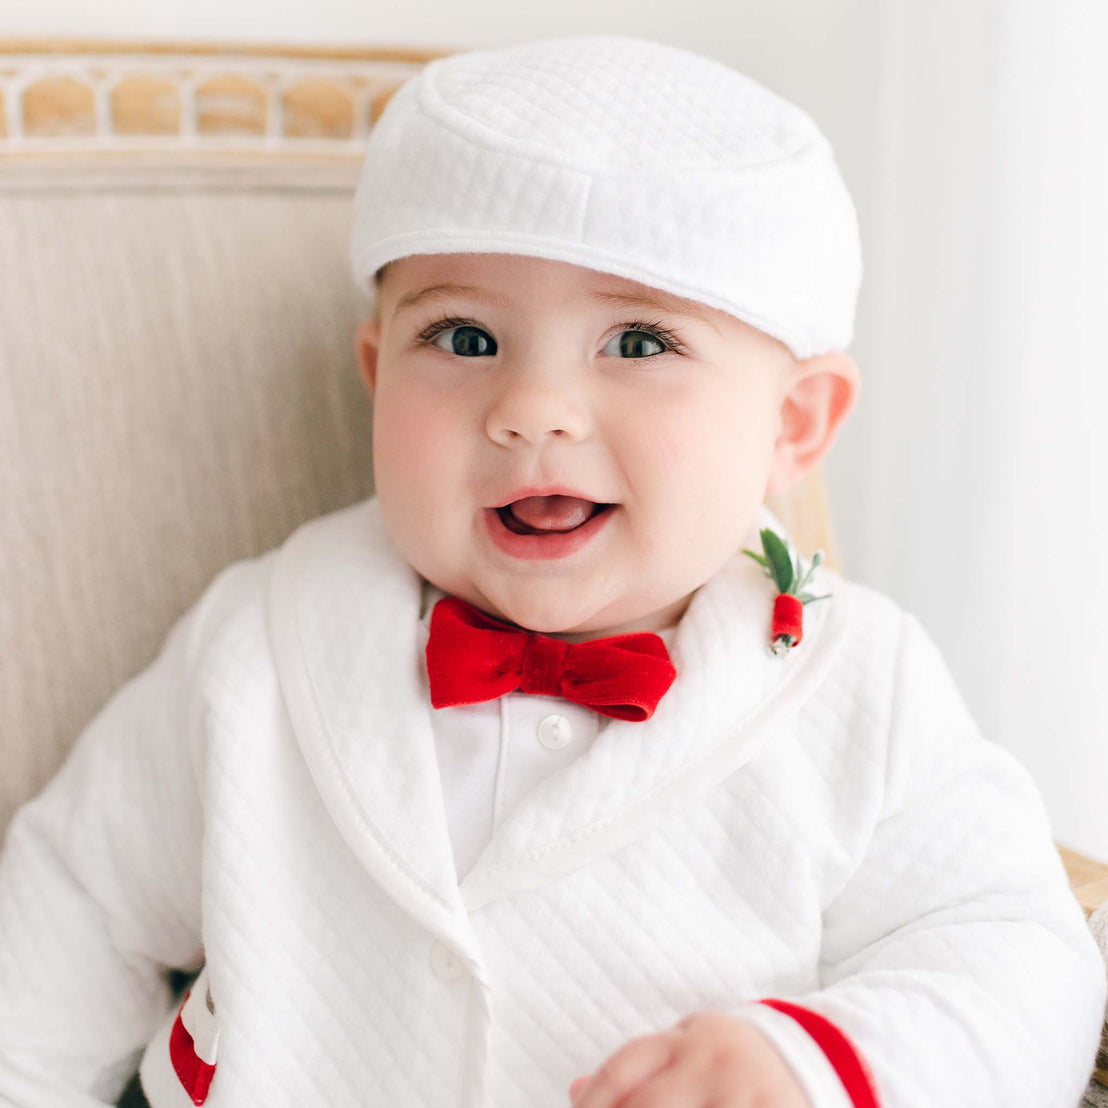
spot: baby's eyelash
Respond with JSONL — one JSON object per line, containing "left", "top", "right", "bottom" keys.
{"left": 415, "top": 315, "right": 687, "bottom": 355}
{"left": 620, "top": 318, "right": 687, "bottom": 355}
{"left": 416, "top": 315, "right": 474, "bottom": 344}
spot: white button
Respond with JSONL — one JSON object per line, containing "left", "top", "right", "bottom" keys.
{"left": 537, "top": 713, "right": 572, "bottom": 750}
{"left": 429, "top": 940, "right": 466, "bottom": 982}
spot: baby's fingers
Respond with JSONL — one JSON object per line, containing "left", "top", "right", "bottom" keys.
{"left": 571, "top": 1033, "right": 676, "bottom": 1108}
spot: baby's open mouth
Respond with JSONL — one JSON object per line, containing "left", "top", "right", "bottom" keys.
{"left": 496, "top": 495, "right": 614, "bottom": 535}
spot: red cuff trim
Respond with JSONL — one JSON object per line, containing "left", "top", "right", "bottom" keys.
{"left": 758, "top": 999, "right": 881, "bottom": 1108}
{"left": 169, "top": 989, "right": 216, "bottom": 1105}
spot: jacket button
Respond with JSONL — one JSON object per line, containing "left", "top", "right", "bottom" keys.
{"left": 537, "top": 713, "right": 571, "bottom": 749}
{"left": 429, "top": 940, "right": 466, "bottom": 982}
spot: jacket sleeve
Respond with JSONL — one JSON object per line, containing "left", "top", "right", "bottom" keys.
{"left": 729, "top": 610, "right": 1108, "bottom": 1108}
{"left": 0, "top": 573, "right": 227, "bottom": 1107}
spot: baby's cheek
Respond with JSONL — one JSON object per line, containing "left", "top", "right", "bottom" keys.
{"left": 372, "top": 391, "right": 470, "bottom": 574}
{"left": 373, "top": 390, "right": 461, "bottom": 491}
{"left": 635, "top": 420, "right": 714, "bottom": 490}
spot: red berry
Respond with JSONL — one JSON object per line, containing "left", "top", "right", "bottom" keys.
{"left": 772, "top": 593, "right": 804, "bottom": 647}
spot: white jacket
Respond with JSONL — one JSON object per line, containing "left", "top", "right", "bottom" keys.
{"left": 0, "top": 495, "right": 1104, "bottom": 1108}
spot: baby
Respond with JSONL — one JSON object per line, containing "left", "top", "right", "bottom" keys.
{"left": 0, "top": 32, "right": 1105, "bottom": 1108}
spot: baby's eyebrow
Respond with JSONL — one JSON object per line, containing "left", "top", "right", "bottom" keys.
{"left": 393, "top": 282, "right": 718, "bottom": 334}
{"left": 394, "top": 283, "right": 511, "bottom": 316}
{"left": 587, "top": 289, "right": 719, "bottom": 332}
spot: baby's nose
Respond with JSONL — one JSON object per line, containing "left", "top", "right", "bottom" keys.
{"left": 485, "top": 371, "right": 591, "bottom": 445}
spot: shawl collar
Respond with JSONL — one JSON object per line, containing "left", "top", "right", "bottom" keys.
{"left": 267, "top": 496, "right": 849, "bottom": 932}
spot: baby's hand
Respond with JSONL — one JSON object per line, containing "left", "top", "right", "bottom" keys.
{"left": 568, "top": 1010, "right": 812, "bottom": 1108}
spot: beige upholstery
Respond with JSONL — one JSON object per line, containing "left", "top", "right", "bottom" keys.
{"left": 0, "top": 39, "right": 439, "bottom": 835}
{"left": 0, "top": 157, "right": 381, "bottom": 830}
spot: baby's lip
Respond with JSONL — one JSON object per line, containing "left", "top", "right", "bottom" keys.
{"left": 489, "top": 485, "right": 614, "bottom": 509}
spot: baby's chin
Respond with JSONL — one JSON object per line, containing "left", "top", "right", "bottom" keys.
{"left": 447, "top": 581, "right": 610, "bottom": 638}
{"left": 476, "top": 586, "right": 680, "bottom": 641}
{"left": 482, "top": 598, "right": 604, "bottom": 639}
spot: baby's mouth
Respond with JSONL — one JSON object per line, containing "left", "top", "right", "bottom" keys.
{"left": 497, "top": 495, "right": 613, "bottom": 535}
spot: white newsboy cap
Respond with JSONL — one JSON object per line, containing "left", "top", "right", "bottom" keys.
{"left": 349, "top": 34, "right": 862, "bottom": 359}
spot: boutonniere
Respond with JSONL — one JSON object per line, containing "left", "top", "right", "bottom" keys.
{"left": 742, "top": 527, "right": 831, "bottom": 656}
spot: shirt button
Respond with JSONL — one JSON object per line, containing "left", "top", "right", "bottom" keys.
{"left": 537, "top": 713, "right": 572, "bottom": 750}
{"left": 429, "top": 940, "right": 466, "bottom": 982}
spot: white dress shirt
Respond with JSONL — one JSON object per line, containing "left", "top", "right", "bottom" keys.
{"left": 418, "top": 580, "right": 679, "bottom": 882}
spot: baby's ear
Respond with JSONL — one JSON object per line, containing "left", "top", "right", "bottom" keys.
{"left": 355, "top": 318, "right": 382, "bottom": 397}
{"left": 765, "top": 350, "right": 860, "bottom": 498}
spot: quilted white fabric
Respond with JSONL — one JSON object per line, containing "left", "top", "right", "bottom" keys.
{"left": 416, "top": 577, "right": 679, "bottom": 881}
{"left": 348, "top": 34, "right": 862, "bottom": 359}
{"left": 0, "top": 495, "right": 1104, "bottom": 1107}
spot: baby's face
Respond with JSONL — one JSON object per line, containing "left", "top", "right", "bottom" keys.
{"left": 356, "top": 253, "right": 809, "bottom": 639}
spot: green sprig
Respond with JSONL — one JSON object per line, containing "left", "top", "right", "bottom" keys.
{"left": 742, "top": 527, "right": 829, "bottom": 606}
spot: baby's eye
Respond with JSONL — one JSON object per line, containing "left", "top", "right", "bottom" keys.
{"left": 416, "top": 317, "right": 682, "bottom": 359}
{"left": 605, "top": 319, "right": 685, "bottom": 358}
{"left": 421, "top": 321, "right": 497, "bottom": 357}
{"left": 602, "top": 328, "right": 669, "bottom": 359}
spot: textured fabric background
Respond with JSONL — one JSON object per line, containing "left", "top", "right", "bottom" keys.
{"left": 0, "top": 161, "right": 375, "bottom": 835}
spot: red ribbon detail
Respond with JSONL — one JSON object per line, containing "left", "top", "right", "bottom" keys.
{"left": 169, "top": 990, "right": 216, "bottom": 1106}
{"left": 758, "top": 999, "right": 881, "bottom": 1108}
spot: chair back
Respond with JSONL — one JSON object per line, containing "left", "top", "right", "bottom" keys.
{"left": 0, "top": 39, "right": 837, "bottom": 836}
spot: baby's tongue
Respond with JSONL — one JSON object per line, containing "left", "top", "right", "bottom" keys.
{"left": 509, "top": 495, "right": 594, "bottom": 531}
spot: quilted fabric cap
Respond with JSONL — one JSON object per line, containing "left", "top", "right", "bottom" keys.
{"left": 348, "top": 34, "right": 863, "bottom": 358}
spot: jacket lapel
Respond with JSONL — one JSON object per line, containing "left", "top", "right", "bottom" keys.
{"left": 458, "top": 505, "right": 849, "bottom": 909}
{"left": 267, "top": 496, "right": 474, "bottom": 952}
{"left": 267, "top": 495, "right": 849, "bottom": 926}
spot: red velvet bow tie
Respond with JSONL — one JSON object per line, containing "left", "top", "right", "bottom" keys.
{"left": 425, "top": 596, "right": 677, "bottom": 722}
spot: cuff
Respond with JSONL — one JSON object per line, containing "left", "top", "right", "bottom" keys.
{"left": 728, "top": 999, "right": 881, "bottom": 1108}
